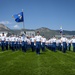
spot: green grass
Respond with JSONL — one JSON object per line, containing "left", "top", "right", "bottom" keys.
{"left": 0, "top": 48, "right": 75, "bottom": 75}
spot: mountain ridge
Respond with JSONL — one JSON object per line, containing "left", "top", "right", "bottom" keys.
{"left": 0, "top": 24, "right": 75, "bottom": 38}
{"left": 0, "top": 24, "right": 10, "bottom": 31}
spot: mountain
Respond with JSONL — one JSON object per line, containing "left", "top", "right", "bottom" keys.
{"left": 35, "top": 27, "right": 60, "bottom": 38}
{"left": 35, "top": 27, "right": 75, "bottom": 38}
{"left": 0, "top": 24, "right": 75, "bottom": 38}
{"left": 0, "top": 24, "right": 10, "bottom": 31}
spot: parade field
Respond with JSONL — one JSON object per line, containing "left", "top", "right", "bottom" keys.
{"left": 0, "top": 48, "right": 75, "bottom": 75}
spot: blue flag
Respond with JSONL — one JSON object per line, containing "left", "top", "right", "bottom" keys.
{"left": 13, "top": 12, "right": 24, "bottom": 22}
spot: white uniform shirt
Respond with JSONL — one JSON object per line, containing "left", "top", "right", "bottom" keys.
{"left": 6, "top": 37, "right": 9, "bottom": 41}
{"left": 18, "top": 37, "right": 22, "bottom": 42}
{"left": 21, "top": 37, "right": 27, "bottom": 42}
{"left": 30, "top": 37, "right": 35, "bottom": 42}
{"left": 41, "top": 37, "right": 46, "bottom": 43}
{"left": 61, "top": 37, "right": 67, "bottom": 42}
{"left": 15, "top": 37, "right": 18, "bottom": 41}
{"left": 67, "top": 39, "right": 71, "bottom": 43}
{"left": 9, "top": 37, "right": 12, "bottom": 42}
{"left": 35, "top": 35, "right": 42, "bottom": 42}
{"left": 71, "top": 38, "right": 75, "bottom": 43}
{"left": 11, "top": 37, "right": 15, "bottom": 42}
{"left": 1, "top": 36, "right": 6, "bottom": 41}
{"left": 49, "top": 39, "right": 53, "bottom": 44}
{"left": 52, "top": 38, "right": 56, "bottom": 43}
{"left": 45, "top": 40, "right": 49, "bottom": 45}
{"left": 57, "top": 39, "right": 61, "bottom": 43}
{"left": 27, "top": 38, "right": 31, "bottom": 44}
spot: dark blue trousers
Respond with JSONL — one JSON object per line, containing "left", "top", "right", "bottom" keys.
{"left": 22, "top": 41, "right": 27, "bottom": 52}
{"left": 31, "top": 42, "right": 35, "bottom": 52}
{"left": 36, "top": 42, "right": 41, "bottom": 54}
{"left": 9, "top": 42, "right": 12, "bottom": 50}
{"left": 5, "top": 41, "right": 8, "bottom": 50}
{"left": 52, "top": 42, "right": 56, "bottom": 52}
{"left": 58, "top": 43, "right": 62, "bottom": 51}
{"left": 1, "top": 41, "right": 5, "bottom": 51}
{"left": 62, "top": 42, "right": 67, "bottom": 53}
{"left": 15, "top": 42, "right": 19, "bottom": 50}
{"left": 72, "top": 43, "right": 75, "bottom": 52}
{"left": 18, "top": 42, "right": 20, "bottom": 50}
{"left": 12, "top": 42, "right": 15, "bottom": 51}
{"left": 41, "top": 42, "right": 45, "bottom": 51}
{"left": 68, "top": 43, "right": 71, "bottom": 51}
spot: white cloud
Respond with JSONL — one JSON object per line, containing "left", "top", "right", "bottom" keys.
{"left": 14, "top": 25, "right": 19, "bottom": 29}
{"left": 0, "top": 21, "right": 11, "bottom": 24}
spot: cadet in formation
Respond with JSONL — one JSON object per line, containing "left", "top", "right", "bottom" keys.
{"left": 35, "top": 31, "right": 42, "bottom": 54}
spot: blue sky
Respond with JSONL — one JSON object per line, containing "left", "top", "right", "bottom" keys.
{"left": 0, "top": 0, "right": 75, "bottom": 30}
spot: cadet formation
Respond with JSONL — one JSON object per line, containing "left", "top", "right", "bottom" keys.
{"left": 0, "top": 31, "right": 75, "bottom": 54}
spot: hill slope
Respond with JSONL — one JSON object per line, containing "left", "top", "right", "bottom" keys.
{"left": 0, "top": 24, "right": 10, "bottom": 31}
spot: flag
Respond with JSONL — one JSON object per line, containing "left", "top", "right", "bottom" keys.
{"left": 13, "top": 12, "right": 24, "bottom": 22}
{"left": 60, "top": 26, "right": 63, "bottom": 34}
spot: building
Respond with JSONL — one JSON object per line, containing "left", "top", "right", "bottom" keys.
{"left": 26, "top": 31, "right": 35, "bottom": 37}
{"left": 20, "top": 30, "right": 35, "bottom": 37}
{"left": 55, "top": 35, "right": 74, "bottom": 38}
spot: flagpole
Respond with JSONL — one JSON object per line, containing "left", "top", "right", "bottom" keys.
{"left": 23, "top": 20, "right": 25, "bottom": 30}
{"left": 22, "top": 9, "right": 25, "bottom": 30}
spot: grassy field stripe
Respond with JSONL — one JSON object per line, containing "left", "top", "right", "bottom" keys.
{"left": 0, "top": 51, "right": 20, "bottom": 58}
{"left": 47, "top": 49, "right": 71, "bottom": 64}
{"left": 0, "top": 50, "right": 14, "bottom": 56}
{"left": 36, "top": 50, "right": 63, "bottom": 75}
{"left": 45, "top": 50, "right": 73, "bottom": 74}
{"left": 55, "top": 51, "right": 75, "bottom": 64}
{"left": 57, "top": 50, "right": 75, "bottom": 58}
{"left": 35, "top": 56, "right": 41, "bottom": 75}
{"left": 0, "top": 53, "right": 26, "bottom": 73}
{"left": 0, "top": 51, "right": 8, "bottom": 53}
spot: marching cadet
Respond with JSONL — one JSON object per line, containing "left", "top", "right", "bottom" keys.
{"left": 56, "top": 38, "right": 59, "bottom": 50}
{"left": 17, "top": 36, "right": 20, "bottom": 50}
{"left": 5, "top": 35, "right": 9, "bottom": 50}
{"left": 26, "top": 36, "right": 31, "bottom": 50}
{"left": 56, "top": 38, "right": 62, "bottom": 51}
{"left": 30, "top": 34, "right": 35, "bottom": 52}
{"left": 35, "top": 31, "right": 42, "bottom": 54}
{"left": 9, "top": 35, "right": 12, "bottom": 50}
{"left": 61, "top": 34, "right": 68, "bottom": 53}
{"left": 11, "top": 34, "right": 15, "bottom": 51}
{"left": 45, "top": 39, "right": 49, "bottom": 49}
{"left": 16, "top": 36, "right": 20, "bottom": 50}
{"left": 51, "top": 36, "right": 57, "bottom": 52}
{"left": 21, "top": 34, "right": 27, "bottom": 52}
{"left": 41, "top": 35, "right": 46, "bottom": 52}
{"left": 67, "top": 38, "right": 71, "bottom": 51}
{"left": 71, "top": 36, "right": 75, "bottom": 52}
{"left": 14, "top": 35, "right": 16, "bottom": 50}
{"left": 18, "top": 36, "right": 22, "bottom": 50}
{"left": 15, "top": 35, "right": 19, "bottom": 50}
{"left": 48, "top": 38, "right": 53, "bottom": 50}
{"left": 1, "top": 33, "right": 6, "bottom": 51}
